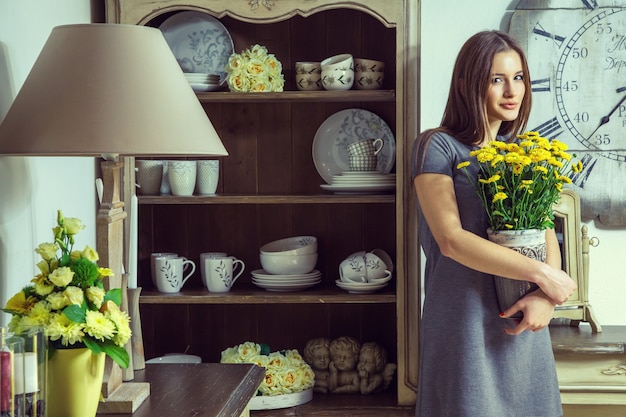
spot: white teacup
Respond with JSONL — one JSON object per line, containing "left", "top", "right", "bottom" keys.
{"left": 154, "top": 256, "right": 196, "bottom": 293}
{"left": 339, "top": 251, "right": 367, "bottom": 283}
{"left": 204, "top": 256, "right": 245, "bottom": 293}
{"left": 364, "top": 252, "right": 389, "bottom": 280}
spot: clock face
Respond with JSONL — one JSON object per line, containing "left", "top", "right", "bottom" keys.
{"left": 509, "top": 3, "right": 626, "bottom": 225}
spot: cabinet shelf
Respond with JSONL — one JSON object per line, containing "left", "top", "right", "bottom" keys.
{"left": 138, "top": 193, "right": 395, "bottom": 205}
{"left": 196, "top": 89, "right": 396, "bottom": 103}
{"left": 139, "top": 285, "right": 396, "bottom": 304}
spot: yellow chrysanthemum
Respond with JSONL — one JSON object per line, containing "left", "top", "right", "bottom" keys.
{"left": 492, "top": 192, "right": 508, "bottom": 203}
{"left": 84, "top": 310, "right": 116, "bottom": 342}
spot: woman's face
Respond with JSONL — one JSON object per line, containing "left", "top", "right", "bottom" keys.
{"left": 485, "top": 50, "right": 526, "bottom": 131}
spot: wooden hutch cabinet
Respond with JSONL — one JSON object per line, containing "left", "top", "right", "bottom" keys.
{"left": 104, "top": 0, "right": 420, "bottom": 412}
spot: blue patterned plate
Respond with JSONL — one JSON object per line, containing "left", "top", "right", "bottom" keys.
{"left": 312, "top": 108, "right": 396, "bottom": 184}
{"left": 159, "top": 11, "right": 234, "bottom": 84}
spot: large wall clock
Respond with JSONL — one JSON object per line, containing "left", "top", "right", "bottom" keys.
{"left": 509, "top": 0, "right": 626, "bottom": 226}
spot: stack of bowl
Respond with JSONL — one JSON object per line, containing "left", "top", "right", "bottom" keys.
{"left": 354, "top": 58, "right": 385, "bottom": 90}
{"left": 253, "top": 236, "right": 320, "bottom": 291}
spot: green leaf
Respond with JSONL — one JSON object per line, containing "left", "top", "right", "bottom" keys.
{"left": 102, "top": 343, "right": 130, "bottom": 369}
{"left": 63, "top": 304, "right": 86, "bottom": 323}
{"left": 84, "top": 339, "right": 130, "bottom": 369}
{"left": 83, "top": 337, "right": 103, "bottom": 353}
{"left": 104, "top": 288, "right": 123, "bottom": 306}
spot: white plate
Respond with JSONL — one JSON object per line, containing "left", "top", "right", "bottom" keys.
{"left": 340, "top": 171, "right": 395, "bottom": 177}
{"left": 312, "top": 109, "right": 396, "bottom": 184}
{"left": 252, "top": 277, "right": 321, "bottom": 286}
{"left": 331, "top": 177, "right": 395, "bottom": 184}
{"left": 159, "top": 11, "right": 234, "bottom": 84}
{"left": 253, "top": 280, "right": 321, "bottom": 292}
{"left": 252, "top": 274, "right": 321, "bottom": 283}
{"left": 320, "top": 183, "right": 395, "bottom": 194}
{"left": 335, "top": 280, "right": 388, "bottom": 293}
{"left": 189, "top": 82, "right": 224, "bottom": 92}
{"left": 251, "top": 269, "right": 320, "bottom": 278}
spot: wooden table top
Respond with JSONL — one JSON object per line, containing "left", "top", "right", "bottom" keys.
{"left": 550, "top": 325, "right": 626, "bottom": 354}
{"left": 100, "top": 363, "right": 264, "bottom": 417}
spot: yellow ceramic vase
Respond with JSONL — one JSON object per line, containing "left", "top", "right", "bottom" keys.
{"left": 46, "top": 348, "right": 105, "bottom": 417}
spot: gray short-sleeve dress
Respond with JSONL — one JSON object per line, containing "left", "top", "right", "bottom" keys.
{"left": 411, "top": 131, "right": 562, "bottom": 417}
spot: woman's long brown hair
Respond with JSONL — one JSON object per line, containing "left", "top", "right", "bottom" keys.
{"left": 418, "top": 30, "right": 532, "bottom": 152}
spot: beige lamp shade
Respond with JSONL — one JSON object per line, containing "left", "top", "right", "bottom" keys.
{"left": 0, "top": 23, "right": 228, "bottom": 157}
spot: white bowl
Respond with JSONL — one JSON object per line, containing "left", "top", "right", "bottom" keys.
{"left": 260, "top": 236, "right": 318, "bottom": 255}
{"left": 259, "top": 252, "right": 318, "bottom": 275}
{"left": 320, "top": 53, "right": 353, "bottom": 71}
{"left": 354, "top": 72, "right": 384, "bottom": 90}
{"left": 321, "top": 69, "right": 354, "bottom": 90}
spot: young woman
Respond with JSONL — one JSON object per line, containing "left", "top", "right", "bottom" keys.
{"left": 412, "top": 30, "right": 577, "bottom": 417}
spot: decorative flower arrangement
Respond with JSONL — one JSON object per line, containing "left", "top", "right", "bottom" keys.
{"left": 457, "top": 131, "right": 583, "bottom": 231}
{"left": 225, "top": 44, "right": 285, "bottom": 92}
{"left": 3, "top": 211, "right": 131, "bottom": 368}
{"left": 221, "top": 341, "right": 315, "bottom": 396}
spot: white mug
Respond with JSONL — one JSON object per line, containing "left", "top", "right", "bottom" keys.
{"left": 204, "top": 256, "right": 245, "bottom": 293}
{"left": 154, "top": 256, "right": 196, "bottom": 293}
{"left": 199, "top": 252, "right": 228, "bottom": 287}
{"left": 168, "top": 160, "right": 197, "bottom": 196}
{"left": 135, "top": 160, "right": 164, "bottom": 195}
{"left": 150, "top": 252, "right": 178, "bottom": 287}
{"left": 339, "top": 251, "right": 367, "bottom": 283}
{"left": 196, "top": 160, "right": 219, "bottom": 195}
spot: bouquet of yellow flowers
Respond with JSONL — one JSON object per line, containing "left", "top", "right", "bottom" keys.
{"left": 457, "top": 131, "right": 583, "bottom": 231}
{"left": 225, "top": 44, "right": 285, "bottom": 92}
{"left": 3, "top": 210, "right": 131, "bottom": 368}
{"left": 221, "top": 341, "right": 315, "bottom": 396}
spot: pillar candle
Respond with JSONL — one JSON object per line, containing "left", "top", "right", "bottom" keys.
{"left": 128, "top": 194, "right": 138, "bottom": 289}
{"left": 1, "top": 351, "right": 11, "bottom": 412}
{"left": 14, "top": 352, "right": 38, "bottom": 394}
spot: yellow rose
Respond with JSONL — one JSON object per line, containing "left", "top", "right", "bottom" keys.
{"left": 48, "top": 266, "right": 74, "bottom": 287}
{"left": 47, "top": 291, "right": 68, "bottom": 310}
{"left": 64, "top": 286, "right": 84, "bottom": 306}
{"left": 35, "top": 242, "right": 58, "bottom": 261}
{"left": 63, "top": 217, "right": 85, "bottom": 235}
{"left": 81, "top": 245, "right": 99, "bottom": 262}
{"left": 86, "top": 286, "right": 106, "bottom": 308}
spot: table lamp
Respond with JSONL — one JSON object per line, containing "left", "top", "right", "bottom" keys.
{"left": 0, "top": 23, "right": 228, "bottom": 413}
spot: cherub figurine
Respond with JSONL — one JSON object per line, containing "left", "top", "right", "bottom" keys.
{"left": 328, "top": 336, "right": 361, "bottom": 394}
{"left": 357, "top": 342, "right": 397, "bottom": 394}
{"left": 303, "top": 337, "right": 331, "bottom": 393}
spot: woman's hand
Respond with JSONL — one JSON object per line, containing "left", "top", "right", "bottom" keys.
{"left": 501, "top": 289, "right": 557, "bottom": 335}
{"left": 535, "top": 264, "right": 577, "bottom": 305}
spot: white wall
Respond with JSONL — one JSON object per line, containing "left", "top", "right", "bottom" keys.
{"left": 420, "top": 0, "right": 626, "bottom": 326}
{"left": 0, "top": 1, "right": 96, "bottom": 327}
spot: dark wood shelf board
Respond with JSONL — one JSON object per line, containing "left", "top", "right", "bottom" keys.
{"left": 137, "top": 194, "right": 396, "bottom": 205}
{"left": 139, "top": 284, "right": 397, "bottom": 305}
{"left": 197, "top": 90, "right": 396, "bottom": 103}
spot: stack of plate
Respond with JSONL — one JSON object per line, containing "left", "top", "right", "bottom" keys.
{"left": 335, "top": 279, "right": 390, "bottom": 294}
{"left": 321, "top": 171, "right": 396, "bottom": 194}
{"left": 251, "top": 269, "right": 321, "bottom": 292}
{"left": 184, "top": 72, "right": 222, "bottom": 92}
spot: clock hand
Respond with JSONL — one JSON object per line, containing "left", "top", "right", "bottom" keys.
{"left": 587, "top": 87, "right": 626, "bottom": 140}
